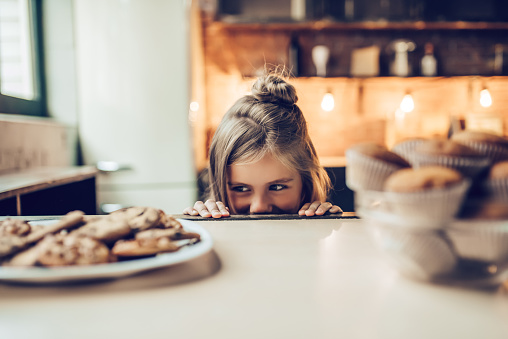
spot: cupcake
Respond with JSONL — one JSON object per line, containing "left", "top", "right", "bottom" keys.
{"left": 448, "top": 173, "right": 508, "bottom": 264}
{"left": 446, "top": 216, "right": 508, "bottom": 264}
{"left": 412, "top": 138, "right": 490, "bottom": 178}
{"left": 345, "top": 142, "right": 410, "bottom": 191}
{"left": 451, "top": 130, "right": 508, "bottom": 163}
{"left": 369, "top": 221, "right": 457, "bottom": 281}
{"left": 483, "top": 160, "right": 508, "bottom": 202}
{"left": 391, "top": 137, "right": 425, "bottom": 166}
{"left": 382, "top": 166, "right": 470, "bottom": 227}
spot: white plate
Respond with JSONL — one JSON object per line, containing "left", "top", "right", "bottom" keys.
{"left": 0, "top": 219, "right": 213, "bottom": 283}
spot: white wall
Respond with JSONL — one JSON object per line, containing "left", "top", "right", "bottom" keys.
{"left": 42, "top": 0, "right": 198, "bottom": 214}
{"left": 43, "top": 0, "right": 80, "bottom": 165}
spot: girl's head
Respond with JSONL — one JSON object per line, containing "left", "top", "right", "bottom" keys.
{"left": 208, "top": 73, "right": 331, "bottom": 214}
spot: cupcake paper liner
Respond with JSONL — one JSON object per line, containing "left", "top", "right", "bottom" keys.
{"left": 382, "top": 179, "right": 471, "bottom": 228}
{"left": 345, "top": 149, "right": 404, "bottom": 191}
{"left": 391, "top": 139, "right": 425, "bottom": 166}
{"left": 455, "top": 140, "right": 508, "bottom": 163}
{"left": 483, "top": 178, "right": 508, "bottom": 202}
{"left": 411, "top": 153, "right": 491, "bottom": 178}
{"left": 446, "top": 219, "right": 508, "bottom": 264}
{"left": 355, "top": 180, "right": 470, "bottom": 229}
{"left": 367, "top": 221, "right": 457, "bottom": 281}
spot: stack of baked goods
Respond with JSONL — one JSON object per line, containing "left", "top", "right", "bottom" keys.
{"left": 346, "top": 130, "right": 508, "bottom": 284}
{"left": 0, "top": 207, "right": 200, "bottom": 267}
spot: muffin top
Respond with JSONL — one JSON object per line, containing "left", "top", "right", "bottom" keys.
{"left": 384, "top": 166, "right": 464, "bottom": 193}
{"left": 488, "top": 160, "right": 508, "bottom": 179}
{"left": 414, "top": 138, "right": 481, "bottom": 157}
{"left": 348, "top": 142, "right": 410, "bottom": 168}
{"left": 451, "top": 130, "right": 508, "bottom": 146}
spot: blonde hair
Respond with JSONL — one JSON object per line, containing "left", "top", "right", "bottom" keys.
{"left": 208, "top": 74, "right": 331, "bottom": 213}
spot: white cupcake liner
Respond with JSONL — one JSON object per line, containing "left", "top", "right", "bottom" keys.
{"left": 355, "top": 180, "right": 470, "bottom": 229}
{"left": 446, "top": 219, "right": 508, "bottom": 264}
{"left": 391, "top": 139, "right": 425, "bottom": 166}
{"left": 483, "top": 178, "right": 508, "bottom": 202}
{"left": 367, "top": 221, "right": 457, "bottom": 281}
{"left": 383, "top": 180, "right": 471, "bottom": 227}
{"left": 345, "top": 149, "right": 405, "bottom": 191}
{"left": 455, "top": 140, "right": 508, "bottom": 163}
{"left": 411, "top": 153, "right": 491, "bottom": 178}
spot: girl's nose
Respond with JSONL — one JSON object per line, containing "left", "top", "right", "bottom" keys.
{"left": 249, "top": 194, "right": 271, "bottom": 214}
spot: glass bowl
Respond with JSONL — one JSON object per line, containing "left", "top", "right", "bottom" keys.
{"left": 356, "top": 190, "right": 508, "bottom": 288}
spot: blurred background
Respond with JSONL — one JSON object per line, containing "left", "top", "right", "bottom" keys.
{"left": 1, "top": 0, "right": 508, "bottom": 214}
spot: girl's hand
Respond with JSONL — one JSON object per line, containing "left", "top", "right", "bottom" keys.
{"left": 183, "top": 200, "right": 230, "bottom": 218}
{"left": 298, "top": 201, "right": 343, "bottom": 217}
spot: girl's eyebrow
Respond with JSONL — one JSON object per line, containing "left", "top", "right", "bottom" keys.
{"left": 227, "top": 178, "right": 294, "bottom": 186}
{"left": 227, "top": 181, "right": 247, "bottom": 186}
{"left": 267, "top": 178, "right": 294, "bottom": 185}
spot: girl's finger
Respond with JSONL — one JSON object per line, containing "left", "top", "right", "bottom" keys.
{"left": 315, "top": 202, "right": 333, "bottom": 215}
{"left": 329, "top": 205, "right": 343, "bottom": 214}
{"left": 194, "top": 201, "right": 212, "bottom": 217}
{"left": 305, "top": 201, "right": 322, "bottom": 216}
{"left": 216, "top": 201, "right": 230, "bottom": 216}
{"left": 298, "top": 203, "right": 311, "bottom": 215}
{"left": 204, "top": 200, "right": 222, "bottom": 218}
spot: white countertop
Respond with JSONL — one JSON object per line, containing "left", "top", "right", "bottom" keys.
{"left": 1, "top": 218, "right": 508, "bottom": 339}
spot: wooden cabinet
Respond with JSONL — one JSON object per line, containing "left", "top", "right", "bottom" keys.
{"left": 0, "top": 166, "right": 98, "bottom": 216}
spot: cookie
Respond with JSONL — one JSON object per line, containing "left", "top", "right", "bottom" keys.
{"left": 4, "top": 244, "right": 42, "bottom": 267}
{"left": 73, "top": 216, "right": 131, "bottom": 243}
{"left": 0, "top": 210, "right": 85, "bottom": 259}
{"left": 112, "top": 237, "right": 180, "bottom": 257}
{"left": 109, "top": 206, "right": 162, "bottom": 231}
{"left": 0, "top": 219, "right": 31, "bottom": 237}
{"left": 113, "top": 225, "right": 201, "bottom": 258}
{"left": 158, "top": 213, "right": 183, "bottom": 229}
{"left": 135, "top": 228, "right": 201, "bottom": 241}
{"left": 37, "top": 232, "right": 115, "bottom": 266}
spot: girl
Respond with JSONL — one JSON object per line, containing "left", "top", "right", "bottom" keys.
{"left": 183, "top": 73, "right": 342, "bottom": 218}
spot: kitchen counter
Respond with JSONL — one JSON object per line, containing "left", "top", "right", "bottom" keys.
{"left": 0, "top": 217, "right": 507, "bottom": 339}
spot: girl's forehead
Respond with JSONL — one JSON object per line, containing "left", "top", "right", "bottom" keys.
{"left": 227, "top": 153, "right": 299, "bottom": 182}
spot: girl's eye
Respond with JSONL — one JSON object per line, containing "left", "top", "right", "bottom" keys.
{"left": 269, "top": 184, "right": 287, "bottom": 191}
{"left": 231, "top": 186, "right": 249, "bottom": 192}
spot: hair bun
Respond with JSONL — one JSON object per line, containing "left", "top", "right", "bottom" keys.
{"left": 251, "top": 75, "right": 298, "bottom": 106}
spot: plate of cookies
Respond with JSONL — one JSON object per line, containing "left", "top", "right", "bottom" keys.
{"left": 346, "top": 131, "right": 508, "bottom": 287}
{"left": 0, "top": 207, "right": 213, "bottom": 283}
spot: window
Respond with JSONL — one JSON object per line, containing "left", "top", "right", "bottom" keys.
{"left": 0, "top": 0, "right": 45, "bottom": 116}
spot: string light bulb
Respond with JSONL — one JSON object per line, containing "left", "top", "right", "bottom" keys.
{"left": 480, "top": 87, "right": 492, "bottom": 108}
{"left": 400, "top": 93, "right": 414, "bottom": 113}
{"left": 321, "top": 90, "right": 335, "bottom": 112}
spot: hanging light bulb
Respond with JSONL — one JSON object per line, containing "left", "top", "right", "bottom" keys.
{"left": 480, "top": 88, "right": 492, "bottom": 108}
{"left": 189, "top": 101, "right": 199, "bottom": 112}
{"left": 321, "top": 91, "right": 335, "bottom": 112}
{"left": 400, "top": 93, "right": 414, "bottom": 113}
